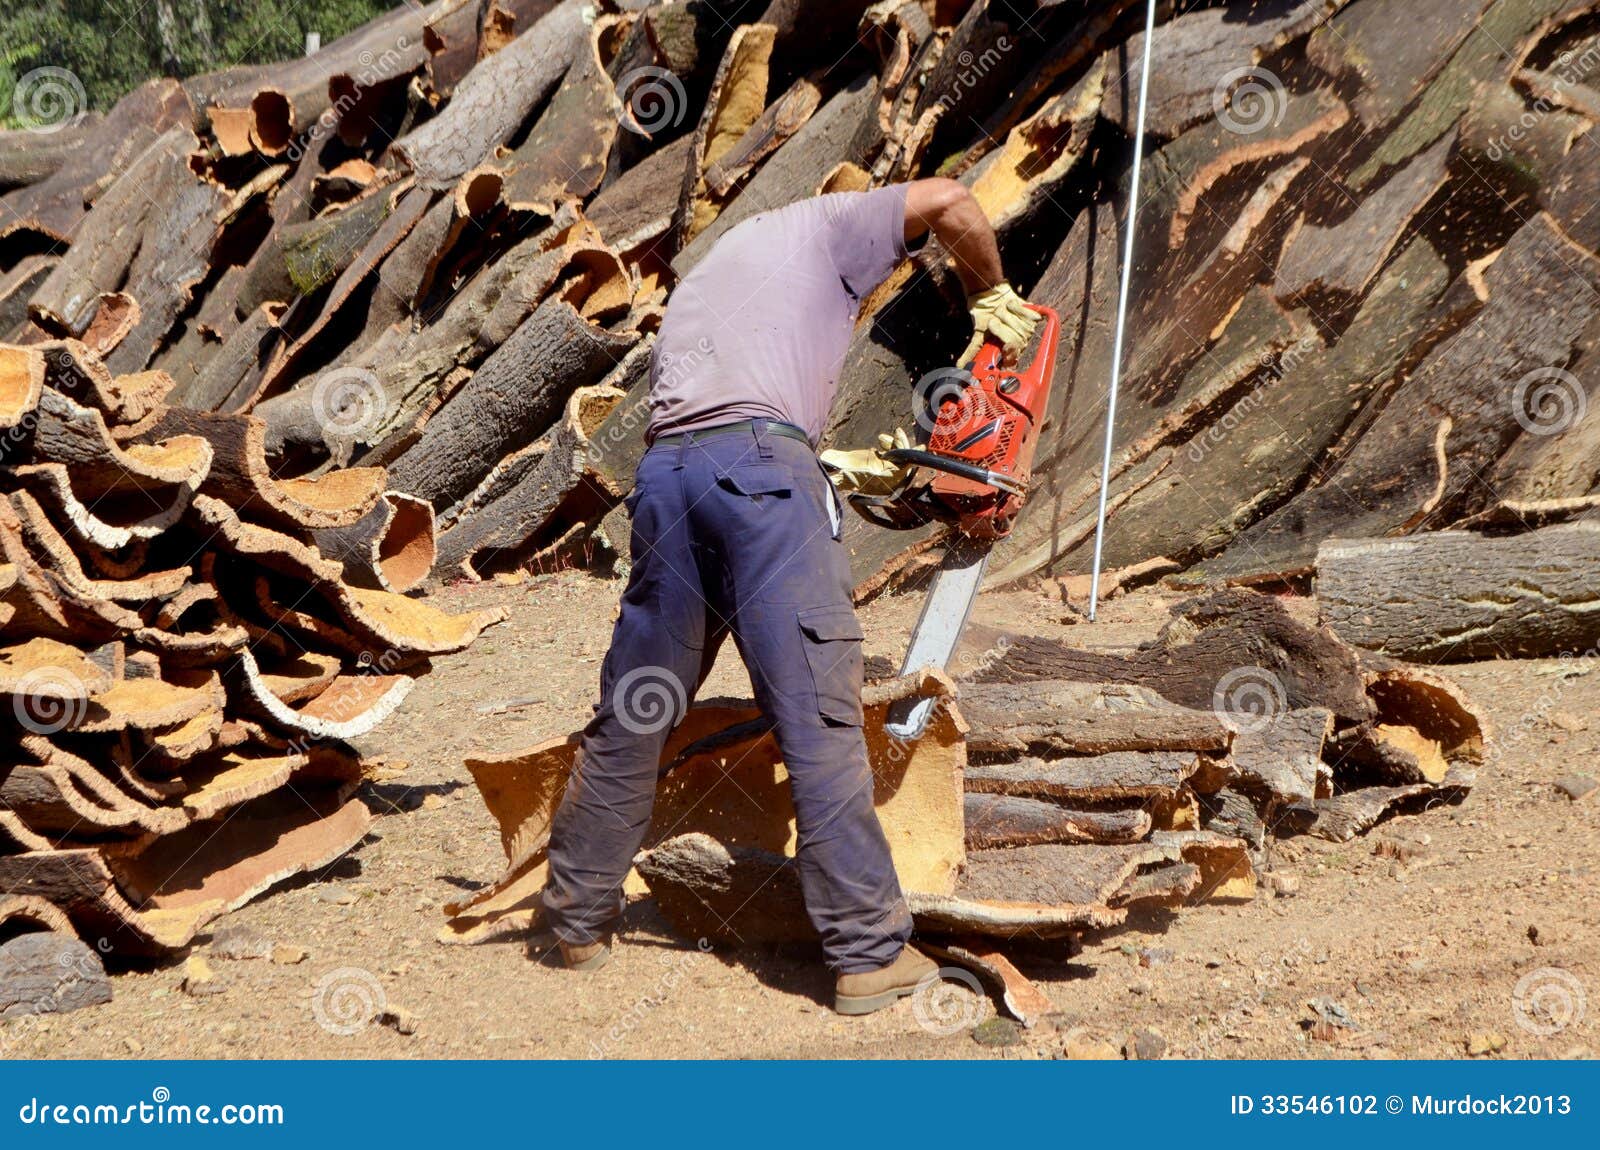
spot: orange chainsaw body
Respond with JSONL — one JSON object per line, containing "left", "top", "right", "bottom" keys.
{"left": 920, "top": 304, "right": 1060, "bottom": 539}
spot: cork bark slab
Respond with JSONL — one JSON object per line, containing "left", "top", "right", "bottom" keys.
{"left": 0, "top": 932, "right": 112, "bottom": 1019}
{"left": 387, "top": 300, "right": 635, "bottom": 511}
{"left": 0, "top": 80, "right": 193, "bottom": 245}
{"left": 1099, "top": 0, "right": 1342, "bottom": 139}
{"left": 30, "top": 388, "right": 212, "bottom": 500}
{"left": 964, "top": 751, "right": 1205, "bottom": 803}
{"left": 184, "top": 2, "right": 435, "bottom": 154}
{"left": 500, "top": 13, "right": 629, "bottom": 214}
{"left": 235, "top": 647, "right": 414, "bottom": 741}
{"left": 963, "top": 793, "right": 1153, "bottom": 849}
{"left": 311, "top": 491, "right": 437, "bottom": 594}
{"left": 0, "top": 344, "right": 44, "bottom": 427}
{"left": 192, "top": 494, "right": 505, "bottom": 656}
{"left": 394, "top": 0, "right": 589, "bottom": 187}
{"left": 432, "top": 385, "right": 627, "bottom": 578}
{"left": 442, "top": 697, "right": 966, "bottom": 944}
{"left": 131, "top": 409, "right": 385, "bottom": 532}
{"left": 971, "top": 588, "right": 1375, "bottom": 725}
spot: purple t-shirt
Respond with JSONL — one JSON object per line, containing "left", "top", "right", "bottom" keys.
{"left": 646, "top": 185, "right": 911, "bottom": 445}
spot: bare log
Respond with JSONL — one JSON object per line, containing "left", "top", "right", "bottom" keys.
{"left": 1317, "top": 524, "right": 1600, "bottom": 661}
{"left": 959, "top": 681, "right": 1232, "bottom": 757}
{"left": 0, "top": 932, "right": 112, "bottom": 1019}
{"left": 963, "top": 794, "right": 1152, "bottom": 849}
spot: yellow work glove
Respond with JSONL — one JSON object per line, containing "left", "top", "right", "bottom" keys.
{"left": 820, "top": 427, "right": 915, "bottom": 497}
{"left": 959, "top": 282, "right": 1040, "bottom": 365}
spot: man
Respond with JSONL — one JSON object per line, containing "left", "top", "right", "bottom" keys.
{"left": 543, "top": 178, "right": 1039, "bottom": 1016}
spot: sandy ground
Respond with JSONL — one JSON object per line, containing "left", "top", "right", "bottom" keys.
{"left": 4, "top": 572, "right": 1596, "bottom": 1061}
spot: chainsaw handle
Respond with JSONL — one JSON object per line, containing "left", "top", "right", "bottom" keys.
{"left": 881, "top": 447, "right": 1027, "bottom": 496}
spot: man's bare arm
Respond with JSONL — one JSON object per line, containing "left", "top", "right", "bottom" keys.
{"left": 903, "top": 178, "right": 1038, "bottom": 363}
{"left": 903, "top": 177, "right": 1004, "bottom": 295}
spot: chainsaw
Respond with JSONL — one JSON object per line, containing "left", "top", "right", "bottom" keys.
{"left": 842, "top": 303, "right": 1060, "bottom": 740}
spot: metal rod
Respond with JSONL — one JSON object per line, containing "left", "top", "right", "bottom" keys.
{"left": 1088, "top": 0, "right": 1158, "bottom": 622}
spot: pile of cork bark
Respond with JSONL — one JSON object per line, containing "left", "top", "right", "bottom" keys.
{"left": 442, "top": 587, "right": 1486, "bottom": 1022}
{"left": 3, "top": 0, "right": 1598, "bottom": 608}
{"left": 0, "top": 339, "right": 502, "bottom": 964}
{"left": 1, "top": 0, "right": 1592, "bottom": 1010}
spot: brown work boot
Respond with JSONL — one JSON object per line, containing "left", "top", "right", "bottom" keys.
{"left": 559, "top": 938, "right": 611, "bottom": 971}
{"left": 834, "top": 945, "right": 941, "bottom": 1016}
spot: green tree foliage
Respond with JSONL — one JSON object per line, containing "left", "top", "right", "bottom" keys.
{"left": 1, "top": 0, "right": 405, "bottom": 128}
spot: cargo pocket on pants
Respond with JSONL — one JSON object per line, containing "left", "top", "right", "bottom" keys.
{"left": 797, "top": 604, "right": 865, "bottom": 727}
